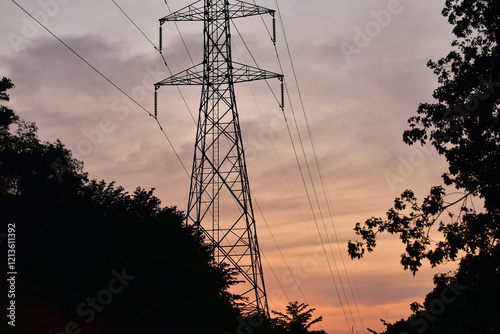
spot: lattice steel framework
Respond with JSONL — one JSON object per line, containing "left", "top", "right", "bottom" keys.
{"left": 155, "top": 0, "right": 283, "bottom": 315}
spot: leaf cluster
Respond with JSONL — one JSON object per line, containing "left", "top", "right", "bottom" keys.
{"left": 348, "top": 186, "right": 499, "bottom": 274}
{"left": 348, "top": 0, "right": 500, "bottom": 275}
{"left": 271, "top": 301, "right": 326, "bottom": 334}
{"left": 403, "top": 0, "right": 500, "bottom": 213}
{"left": 368, "top": 248, "right": 500, "bottom": 334}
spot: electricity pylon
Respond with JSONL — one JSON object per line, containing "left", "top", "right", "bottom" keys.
{"left": 154, "top": 0, "right": 283, "bottom": 315}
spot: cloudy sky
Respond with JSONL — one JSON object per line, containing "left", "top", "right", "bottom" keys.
{"left": 1, "top": 0, "right": 461, "bottom": 333}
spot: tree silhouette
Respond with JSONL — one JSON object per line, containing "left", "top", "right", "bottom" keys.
{"left": 345, "top": 1, "right": 500, "bottom": 333}
{"left": 0, "top": 78, "right": 242, "bottom": 333}
{"left": 1, "top": 77, "right": 331, "bottom": 334}
{"left": 272, "top": 301, "right": 326, "bottom": 334}
{"left": 0, "top": 77, "right": 16, "bottom": 128}
{"left": 348, "top": 0, "right": 499, "bottom": 273}
{"left": 369, "top": 251, "right": 500, "bottom": 334}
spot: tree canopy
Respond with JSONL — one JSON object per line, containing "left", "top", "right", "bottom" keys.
{"left": 272, "top": 301, "right": 326, "bottom": 334}
{"left": 0, "top": 78, "right": 327, "bottom": 334}
{"left": 0, "top": 77, "right": 241, "bottom": 333}
{"left": 348, "top": 0, "right": 499, "bottom": 273}
{"left": 347, "top": 1, "right": 500, "bottom": 332}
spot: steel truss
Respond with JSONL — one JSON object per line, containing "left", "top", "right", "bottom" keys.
{"left": 155, "top": 0, "right": 283, "bottom": 315}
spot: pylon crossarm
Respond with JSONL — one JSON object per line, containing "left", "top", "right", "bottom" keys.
{"left": 232, "top": 62, "right": 283, "bottom": 83}
{"left": 228, "top": 1, "right": 274, "bottom": 19}
{"left": 160, "top": 0, "right": 203, "bottom": 23}
{"left": 155, "top": 63, "right": 204, "bottom": 86}
{"left": 155, "top": 63, "right": 281, "bottom": 86}
{"left": 160, "top": 0, "right": 274, "bottom": 23}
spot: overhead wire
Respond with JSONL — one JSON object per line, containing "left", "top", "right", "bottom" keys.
{"left": 110, "top": 0, "right": 196, "bottom": 124}
{"left": 229, "top": 16, "right": 331, "bottom": 330}
{"left": 230, "top": 11, "right": 333, "bottom": 332}
{"left": 271, "top": 1, "right": 366, "bottom": 332}
{"left": 231, "top": 12, "right": 327, "bottom": 276}
{"left": 230, "top": 15, "right": 318, "bottom": 243}
{"left": 112, "top": 0, "right": 157, "bottom": 50}
{"left": 253, "top": 194, "right": 310, "bottom": 305}
{"left": 230, "top": 22, "right": 281, "bottom": 107}
{"left": 124, "top": 0, "right": 367, "bottom": 328}
{"left": 163, "top": 0, "right": 196, "bottom": 66}
{"left": 10, "top": 0, "right": 190, "bottom": 178}
{"left": 269, "top": 11, "right": 356, "bottom": 334}
{"left": 246, "top": 82, "right": 313, "bottom": 241}
{"left": 231, "top": 39, "right": 317, "bottom": 311}
{"left": 228, "top": 18, "right": 316, "bottom": 312}
{"left": 12, "top": 1, "right": 286, "bottom": 315}
{"left": 239, "top": 1, "right": 364, "bottom": 331}
{"left": 273, "top": 3, "right": 367, "bottom": 330}
{"left": 260, "top": 248, "right": 290, "bottom": 304}
{"left": 282, "top": 75, "right": 359, "bottom": 333}
{"left": 11, "top": 0, "right": 325, "bottom": 327}
{"left": 282, "top": 90, "right": 354, "bottom": 330}
{"left": 150, "top": 3, "right": 282, "bottom": 269}
{"left": 324, "top": 190, "right": 368, "bottom": 332}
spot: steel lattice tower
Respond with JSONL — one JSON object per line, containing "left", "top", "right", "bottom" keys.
{"left": 155, "top": 0, "right": 283, "bottom": 315}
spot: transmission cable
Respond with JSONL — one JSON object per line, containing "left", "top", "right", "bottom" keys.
{"left": 271, "top": 2, "right": 364, "bottom": 332}
{"left": 234, "top": 2, "right": 361, "bottom": 331}
{"left": 12, "top": 0, "right": 308, "bottom": 321}
{"left": 252, "top": 194, "right": 311, "bottom": 304}
{"left": 273, "top": 3, "right": 366, "bottom": 332}
{"left": 275, "top": 3, "right": 366, "bottom": 332}
{"left": 231, "top": 13, "right": 351, "bottom": 331}
{"left": 229, "top": 29, "right": 318, "bottom": 246}
{"left": 276, "top": 9, "right": 365, "bottom": 334}
{"left": 110, "top": 1, "right": 356, "bottom": 330}
{"left": 10, "top": 0, "right": 190, "bottom": 177}
{"left": 112, "top": 0, "right": 157, "bottom": 50}
{"left": 230, "top": 21, "right": 281, "bottom": 108}
{"left": 230, "top": 18, "right": 324, "bottom": 310}
{"left": 282, "top": 93, "right": 353, "bottom": 331}
{"left": 111, "top": 0, "right": 196, "bottom": 124}
{"left": 163, "top": 0, "right": 196, "bottom": 66}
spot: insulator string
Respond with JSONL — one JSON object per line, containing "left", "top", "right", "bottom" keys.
{"left": 159, "top": 25, "right": 163, "bottom": 52}
{"left": 154, "top": 87, "right": 158, "bottom": 118}
{"left": 272, "top": 15, "right": 276, "bottom": 45}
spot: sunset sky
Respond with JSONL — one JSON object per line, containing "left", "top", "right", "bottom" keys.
{"left": 1, "top": 1, "right": 462, "bottom": 333}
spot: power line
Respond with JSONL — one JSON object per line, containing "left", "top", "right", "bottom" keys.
{"left": 163, "top": 0, "right": 195, "bottom": 66}
{"left": 110, "top": 0, "right": 197, "bottom": 124}
{"left": 11, "top": 0, "right": 326, "bottom": 327}
{"left": 230, "top": 21, "right": 281, "bottom": 107}
{"left": 234, "top": 2, "right": 365, "bottom": 332}
{"left": 10, "top": 0, "right": 190, "bottom": 177}
{"left": 156, "top": 2, "right": 330, "bottom": 324}
{"left": 111, "top": 0, "right": 157, "bottom": 50}
{"left": 273, "top": 1, "right": 365, "bottom": 332}
{"left": 230, "top": 21, "right": 326, "bottom": 330}
{"left": 113, "top": 0, "right": 365, "bottom": 331}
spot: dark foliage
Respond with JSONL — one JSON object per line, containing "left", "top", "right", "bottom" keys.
{"left": 346, "top": 1, "right": 500, "bottom": 333}
{"left": 348, "top": 0, "right": 500, "bottom": 273}
{"left": 369, "top": 250, "right": 500, "bottom": 334}
{"left": 272, "top": 301, "right": 326, "bottom": 334}
{"left": 0, "top": 80, "right": 240, "bottom": 333}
